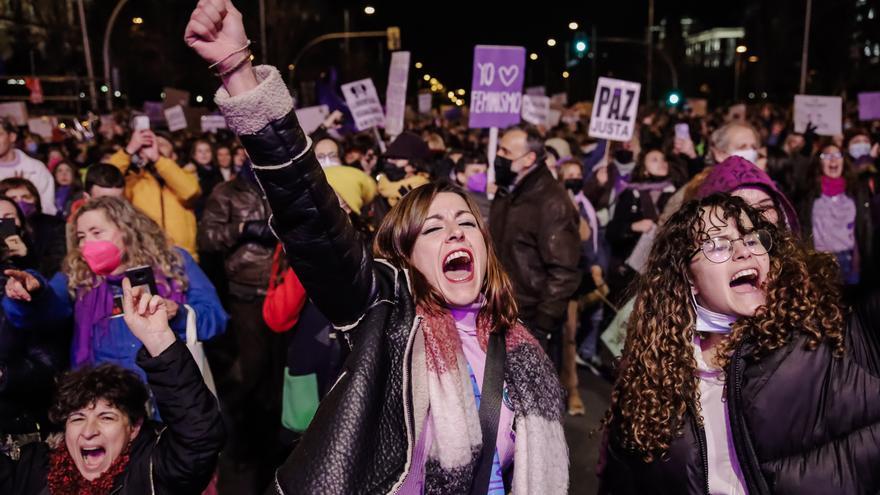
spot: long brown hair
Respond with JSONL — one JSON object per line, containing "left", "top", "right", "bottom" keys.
{"left": 605, "top": 193, "right": 845, "bottom": 462}
{"left": 372, "top": 182, "right": 518, "bottom": 332}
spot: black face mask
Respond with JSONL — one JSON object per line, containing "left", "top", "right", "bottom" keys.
{"left": 493, "top": 155, "right": 516, "bottom": 188}
{"left": 563, "top": 179, "right": 582, "bottom": 194}
{"left": 614, "top": 150, "right": 634, "bottom": 164}
{"left": 383, "top": 162, "right": 407, "bottom": 182}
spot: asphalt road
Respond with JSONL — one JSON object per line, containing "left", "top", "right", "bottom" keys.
{"left": 564, "top": 369, "right": 613, "bottom": 495}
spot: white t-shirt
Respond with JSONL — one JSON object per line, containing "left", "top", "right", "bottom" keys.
{"left": 0, "top": 149, "right": 57, "bottom": 215}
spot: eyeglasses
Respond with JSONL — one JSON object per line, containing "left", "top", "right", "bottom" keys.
{"left": 690, "top": 230, "right": 772, "bottom": 264}
{"left": 820, "top": 152, "right": 843, "bottom": 161}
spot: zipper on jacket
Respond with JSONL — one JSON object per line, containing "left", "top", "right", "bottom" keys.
{"left": 692, "top": 414, "right": 711, "bottom": 495}
{"left": 727, "top": 340, "right": 769, "bottom": 495}
{"left": 389, "top": 315, "right": 422, "bottom": 494}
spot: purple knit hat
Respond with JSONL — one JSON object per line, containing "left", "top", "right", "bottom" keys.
{"left": 696, "top": 156, "right": 800, "bottom": 233}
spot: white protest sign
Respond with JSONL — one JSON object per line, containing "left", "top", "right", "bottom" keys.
{"left": 588, "top": 77, "right": 641, "bottom": 141}
{"left": 200, "top": 115, "right": 227, "bottom": 133}
{"left": 550, "top": 92, "right": 568, "bottom": 108}
{"left": 547, "top": 109, "right": 562, "bottom": 128}
{"left": 341, "top": 78, "right": 385, "bottom": 131}
{"left": 0, "top": 102, "right": 28, "bottom": 126}
{"left": 385, "top": 51, "right": 410, "bottom": 137}
{"left": 164, "top": 105, "right": 187, "bottom": 132}
{"left": 794, "top": 95, "right": 842, "bottom": 136}
{"left": 294, "top": 105, "right": 329, "bottom": 135}
{"left": 27, "top": 117, "right": 56, "bottom": 139}
{"left": 521, "top": 94, "right": 550, "bottom": 126}
{"left": 418, "top": 93, "right": 432, "bottom": 115}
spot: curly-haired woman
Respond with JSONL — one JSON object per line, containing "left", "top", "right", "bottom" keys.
{"left": 600, "top": 193, "right": 880, "bottom": 494}
{"left": 2, "top": 196, "right": 227, "bottom": 383}
{"left": 0, "top": 278, "right": 224, "bottom": 494}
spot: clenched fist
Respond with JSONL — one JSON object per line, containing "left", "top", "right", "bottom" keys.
{"left": 184, "top": 0, "right": 257, "bottom": 95}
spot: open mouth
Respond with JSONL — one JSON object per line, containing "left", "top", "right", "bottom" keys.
{"left": 80, "top": 447, "right": 106, "bottom": 467}
{"left": 729, "top": 268, "right": 760, "bottom": 293}
{"left": 442, "top": 249, "right": 474, "bottom": 282}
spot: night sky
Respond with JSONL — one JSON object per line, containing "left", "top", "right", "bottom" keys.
{"left": 341, "top": 0, "right": 749, "bottom": 91}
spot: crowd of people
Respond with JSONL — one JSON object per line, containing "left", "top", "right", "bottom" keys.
{"left": 0, "top": 0, "right": 877, "bottom": 493}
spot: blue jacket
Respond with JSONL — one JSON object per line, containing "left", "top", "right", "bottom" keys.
{"left": 2, "top": 249, "right": 227, "bottom": 382}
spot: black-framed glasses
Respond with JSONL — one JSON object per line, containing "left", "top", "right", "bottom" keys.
{"left": 690, "top": 230, "right": 772, "bottom": 264}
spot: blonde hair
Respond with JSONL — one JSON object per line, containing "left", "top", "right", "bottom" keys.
{"left": 65, "top": 197, "right": 187, "bottom": 294}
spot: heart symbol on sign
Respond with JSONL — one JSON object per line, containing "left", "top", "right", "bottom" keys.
{"left": 498, "top": 65, "right": 519, "bottom": 87}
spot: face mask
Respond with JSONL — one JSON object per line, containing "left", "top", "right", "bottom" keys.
{"left": 690, "top": 290, "right": 738, "bottom": 334}
{"left": 493, "top": 155, "right": 516, "bottom": 188}
{"left": 466, "top": 172, "right": 487, "bottom": 193}
{"left": 81, "top": 240, "right": 123, "bottom": 276}
{"left": 614, "top": 150, "right": 634, "bottom": 164}
{"left": 16, "top": 201, "right": 37, "bottom": 218}
{"left": 317, "top": 156, "right": 341, "bottom": 168}
{"left": 24, "top": 142, "right": 38, "bottom": 155}
{"left": 563, "top": 179, "right": 582, "bottom": 194}
{"left": 848, "top": 142, "right": 871, "bottom": 160}
{"left": 383, "top": 163, "right": 407, "bottom": 182}
{"left": 730, "top": 148, "right": 758, "bottom": 164}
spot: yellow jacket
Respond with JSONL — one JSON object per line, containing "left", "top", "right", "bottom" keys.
{"left": 108, "top": 150, "right": 201, "bottom": 259}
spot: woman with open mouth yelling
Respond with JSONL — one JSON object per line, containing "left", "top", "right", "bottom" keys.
{"left": 0, "top": 278, "right": 224, "bottom": 494}
{"left": 600, "top": 193, "right": 880, "bottom": 495}
{"left": 184, "top": 1, "right": 568, "bottom": 493}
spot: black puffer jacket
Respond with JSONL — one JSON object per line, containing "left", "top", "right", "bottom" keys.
{"left": 489, "top": 165, "right": 581, "bottom": 336}
{"left": 601, "top": 291, "right": 880, "bottom": 494}
{"left": 0, "top": 340, "right": 225, "bottom": 494}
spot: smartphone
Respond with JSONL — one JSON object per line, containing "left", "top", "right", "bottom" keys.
{"left": 133, "top": 115, "right": 150, "bottom": 131}
{"left": 112, "top": 265, "right": 158, "bottom": 318}
{"left": 674, "top": 123, "right": 690, "bottom": 140}
{"left": 0, "top": 218, "right": 16, "bottom": 241}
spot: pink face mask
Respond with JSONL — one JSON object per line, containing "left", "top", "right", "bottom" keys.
{"left": 81, "top": 240, "right": 123, "bottom": 276}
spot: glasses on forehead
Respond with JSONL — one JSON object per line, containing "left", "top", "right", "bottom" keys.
{"left": 690, "top": 229, "right": 772, "bottom": 264}
{"left": 820, "top": 151, "right": 843, "bottom": 161}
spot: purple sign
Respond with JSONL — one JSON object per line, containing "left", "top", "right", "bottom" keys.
{"left": 468, "top": 45, "right": 526, "bottom": 129}
{"left": 858, "top": 91, "right": 880, "bottom": 121}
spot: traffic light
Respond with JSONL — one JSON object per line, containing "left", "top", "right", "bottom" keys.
{"left": 666, "top": 90, "right": 683, "bottom": 107}
{"left": 572, "top": 31, "right": 589, "bottom": 59}
{"left": 386, "top": 27, "right": 401, "bottom": 51}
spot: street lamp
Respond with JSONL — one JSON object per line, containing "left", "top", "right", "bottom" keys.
{"left": 747, "top": 55, "right": 759, "bottom": 63}
{"left": 364, "top": 6, "right": 375, "bottom": 15}
{"left": 568, "top": 22, "right": 578, "bottom": 30}
{"left": 132, "top": 16, "right": 143, "bottom": 25}
{"left": 423, "top": 74, "right": 430, "bottom": 81}
{"left": 547, "top": 38, "right": 557, "bottom": 47}
{"left": 562, "top": 70, "right": 570, "bottom": 78}
{"left": 415, "top": 62, "right": 423, "bottom": 69}
{"left": 529, "top": 52, "right": 538, "bottom": 61}
{"left": 736, "top": 45, "right": 747, "bottom": 54}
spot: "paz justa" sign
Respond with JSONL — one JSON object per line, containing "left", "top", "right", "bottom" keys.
{"left": 588, "top": 77, "right": 641, "bottom": 141}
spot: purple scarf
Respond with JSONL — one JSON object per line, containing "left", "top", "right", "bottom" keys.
{"left": 71, "top": 271, "right": 186, "bottom": 367}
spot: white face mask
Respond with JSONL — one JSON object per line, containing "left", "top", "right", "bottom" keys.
{"left": 848, "top": 142, "right": 871, "bottom": 160}
{"left": 690, "top": 290, "right": 738, "bottom": 334}
{"left": 730, "top": 148, "right": 758, "bottom": 165}
{"left": 318, "top": 156, "right": 341, "bottom": 168}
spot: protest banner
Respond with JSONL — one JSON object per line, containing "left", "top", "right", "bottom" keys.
{"left": 794, "top": 95, "right": 842, "bottom": 136}
{"left": 588, "top": 77, "right": 641, "bottom": 141}
{"left": 385, "top": 51, "right": 410, "bottom": 137}
{"left": 200, "top": 115, "right": 227, "bottom": 133}
{"left": 0, "top": 102, "right": 28, "bottom": 126}
{"left": 521, "top": 94, "right": 550, "bottom": 126}
{"left": 857, "top": 91, "right": 880, "bottom": 121}
{"left": 164, "top": 105, "right": 187, "bottom": 132}
{"left": 418, "top": 92, "right": 432, "bottom": 115}
{"left": 294, "top": 105, "right": 330, "bottom": 134}
{"left": 468, "top": 45, "right": 526, "bottom": 129}
{"left": 341, "top": 78, "right": 385, "bottom": 131}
